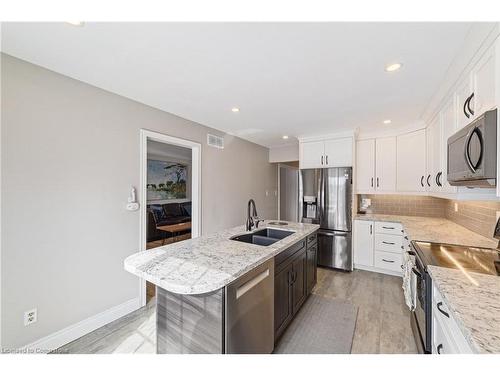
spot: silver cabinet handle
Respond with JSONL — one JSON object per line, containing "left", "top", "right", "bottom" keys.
{"left": 382, "top": 259, "right": 395, "bottom": 263}
{"left": 376, "top": 177, "right": 379, "bottom": 188}
{"left": 382, "top": 241, "right": 395, "bottom": 245}
{"left": 321, "top": 155, "right": 324, "bottom": 165}
{"left": 326, "top": 155, "right": 328, "bottom": 164}
{"left": 370, "top": 224, "right": 372, "bottom": 235}
{"left": 371, "top": 177, "right": 374, "bottom": 187}
{"left": 382, "top": 226, "right": 395, "bottom": 230}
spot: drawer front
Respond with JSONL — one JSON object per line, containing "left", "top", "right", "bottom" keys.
{"left": 374, "top": 221, "right": 403, "bottom": 236}
{"left": 374, "top": 233, "right": 403, "bottom": 254}
{"left": 374, "top": 250, "right": 402, "bottom": 273}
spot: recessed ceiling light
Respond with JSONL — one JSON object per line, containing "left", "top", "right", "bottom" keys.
{"left": 282, "top": 135, "right": 289, "bottom": 140}
{"left": 231, "top": 107, "right": 240, "bottom": 113}
{"left": 385, "top": 63, "right": 402, "bottom": 72}
{"left": 66, "top": 21, "right": 85, "bottom": 27}
{"left": 383, "top": 120, "right": 392, "bottom": 124}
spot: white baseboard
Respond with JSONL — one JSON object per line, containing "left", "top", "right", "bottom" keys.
{"left": 20, "top": 297, "right": 141, "bottom": 353}
{"left": 354, "top": 264, "right": 403, "bottom": 278}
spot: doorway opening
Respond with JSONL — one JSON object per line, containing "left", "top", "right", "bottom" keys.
{"left": 139, "top": 130, "right": 201, "bottom": 305}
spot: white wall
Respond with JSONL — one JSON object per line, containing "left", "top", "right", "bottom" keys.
{"left": 0, "top": 54, "right": 277, "bottom": 348}
{"left": 269, "top": 144, "right": 299, "bottom": 163}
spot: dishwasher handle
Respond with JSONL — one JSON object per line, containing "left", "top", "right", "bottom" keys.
{"left": 236, "top": 269, "right": 270, "bottom": 299}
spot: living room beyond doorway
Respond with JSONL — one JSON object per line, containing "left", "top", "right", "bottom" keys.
{"left": 144, "top": 138, "right": 194, "bottom": 303}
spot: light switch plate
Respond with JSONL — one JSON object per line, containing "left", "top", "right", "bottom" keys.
{"left": 454, "top": 203, "right": 459, "bottom": 212}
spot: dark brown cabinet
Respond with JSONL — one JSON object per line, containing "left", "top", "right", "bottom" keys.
{"left": 291, "top": 250, "right": 307, "bottom": 314}
{"left": 274, "top": 231, "right": 317, "bottom": 343}
{"left": 306, "top": 242, "right": 317, "bottom": 294}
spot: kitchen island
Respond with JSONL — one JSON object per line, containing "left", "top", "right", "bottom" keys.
{"left": 124, "top": 220, "right": 319, "bottom": 354}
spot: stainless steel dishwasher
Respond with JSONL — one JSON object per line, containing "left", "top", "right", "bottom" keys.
{"left": 225, "top": 258, "right": 274, "bottom": 353}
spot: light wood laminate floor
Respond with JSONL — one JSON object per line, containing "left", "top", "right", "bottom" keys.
{"left": 56, "top": 268, "right": 417, "bottom": 354}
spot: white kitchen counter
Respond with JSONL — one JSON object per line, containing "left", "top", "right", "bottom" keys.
{"left": 355, "top": 214, "right": 497, "bottom": 249}
{"left": 124, "top": 221, "right": 319, "bottom": 295}
{"left": 428, "top": 265, "right": 500, "bottom": 353}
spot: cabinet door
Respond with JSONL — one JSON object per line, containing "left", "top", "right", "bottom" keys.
{"left": 455, "top": 75, "right": 473, "bottom": 131}
{"left": 473, "top": 46, "right": 496, "bottom": 115}
{"left": 300, "top": 141, "right": 325, "bottom": 169}
{"left": 396, "top": 129, "right": 427, "bottom": 192}
{"left": 274, "top": 264, "right": 293, "bottom": 340}
{"left": 355, "top": 139, "right": 375, "bottom": 192}
{"left": 324, "top": 137, "right": 353, "bottom": 167}
{"left": 306, "top": 243, "right": 317, "bottom": 294}
{"left": 375, "top": 137, "right": 397, "bottom": 191}
{"left": 353, "top": 220, "right": 374, "bottom": 267}
{"left": 291, "top": 249, "right": 307, "bottom": 315}
{"left": 440, "top": 98, "right": 457, "bottom": 194}
{"left": 426, "top": 116, "right": 441, "bottom": 193}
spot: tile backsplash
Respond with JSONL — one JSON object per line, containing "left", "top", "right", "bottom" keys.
{"left": 444, "top": 200, "right": 500, "bottom": 239}
{"left": 358, "top": 194, "right": 500, "bottom": 240}
{"left": 358, "top": 194, "right": 446, "bottom": 217}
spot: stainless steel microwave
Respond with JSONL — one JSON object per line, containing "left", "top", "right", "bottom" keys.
{"left": 447, "top": 109, "right": 497, "bottom": 187}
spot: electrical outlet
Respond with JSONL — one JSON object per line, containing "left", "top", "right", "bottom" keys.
{"left": 24, "top": 308, "right": 37, "bottom": 326}
{"left": 454, "top": 203, "right": 459, "bottom": 212}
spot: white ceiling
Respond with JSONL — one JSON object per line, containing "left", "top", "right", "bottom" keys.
{"left": 1, "top": 22, "right": 474, "bottom": 148}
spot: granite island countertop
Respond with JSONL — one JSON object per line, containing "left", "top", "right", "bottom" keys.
{"left": 427, "top": 266, "right": 500, "bottom": 353}
{"left": 124, "top": 220, "right": 319, "bottom": 295}
{"left": 355, "top": 214, "right": 498, "bottom": 248}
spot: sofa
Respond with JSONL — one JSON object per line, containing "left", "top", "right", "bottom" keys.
{"left": 147, "top": 202, "right": 192, "bottom": 242}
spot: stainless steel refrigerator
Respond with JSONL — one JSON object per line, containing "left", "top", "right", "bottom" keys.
{"left": 299, "top": 167, "right": 353, "bottom": 271}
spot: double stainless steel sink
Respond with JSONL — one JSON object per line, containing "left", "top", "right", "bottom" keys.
{"left": 230, "top": 228, "right": 295, "bottom": 246}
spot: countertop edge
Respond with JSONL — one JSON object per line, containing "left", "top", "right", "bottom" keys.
{"left": 124, "top": 223, "right": 319, "bottom": 295}
{"left": 427, "top": 266, "right": 487, "bottom": 354}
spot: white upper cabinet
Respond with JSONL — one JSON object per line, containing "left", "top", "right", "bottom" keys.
{"left": 299, "top": 140, "right": 325, "bottom": 169}
{"left": 455, "top": 75, "right": 474, "bottom": 131}
{"left": 375, "top": 137, "right": 397, "bottom": 192}
{"left": 355, "top": 139, "right": 375, "bottom": 191}
{"left": 472, "top": 45, "right": 497, "bottom": 115}
{"left": 455, "top": 43, "right": 498, "bottom": 131}
{"left": 426, "top": 115, "right": 442, "bottom": 193}
{"left": 397, "top": 129, "right": 427, "bottom": 192}
{"left": 440, "top": 97, "right": 458, "bottom": 194}
{"left": 355, "top": 137, "right": 396, "bottom": 193}
{"left": 323, "top": 137, "right": 353, "bottom": 167}
{"left": 299, "top": 136, "right": 353, "bottom": 169}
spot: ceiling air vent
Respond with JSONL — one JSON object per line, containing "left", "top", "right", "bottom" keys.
{"left": 207, "top": 134, "right": 224, "bottom": 149}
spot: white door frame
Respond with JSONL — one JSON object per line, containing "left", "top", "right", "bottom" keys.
{"left": 139, "top": 129, "right": 202, "bottom": 306}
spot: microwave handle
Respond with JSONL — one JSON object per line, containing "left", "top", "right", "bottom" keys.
{"left": 464, "top": 126, "right": 483, "bottom": 173}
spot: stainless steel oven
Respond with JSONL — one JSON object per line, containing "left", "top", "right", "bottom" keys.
{"left": 409, "top": 245, "right": 432, "bottom": 354}
{"left": 447, "top": 109, "right": 497, "bottom": 187}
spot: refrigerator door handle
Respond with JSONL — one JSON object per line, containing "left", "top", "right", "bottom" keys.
{"left": 318, "top": 230, "right": 348, "bottom": 237}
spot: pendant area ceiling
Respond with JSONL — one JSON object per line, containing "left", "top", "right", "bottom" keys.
{"left": 1, "top": 22, "right": 475, "bottom": 148}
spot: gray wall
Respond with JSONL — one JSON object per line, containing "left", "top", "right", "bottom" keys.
{"left": 0, "top": 54, "right": 277, "bottom": 348}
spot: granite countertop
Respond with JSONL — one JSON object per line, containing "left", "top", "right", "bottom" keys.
{"left": 355, "top": 214, "right": 498, "bottom": 248}
{"left": 124, "top": 220, "right": 319, "bottom": 295}
{"left": 427, "top": 266, "right": 500, "bottom": 353}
